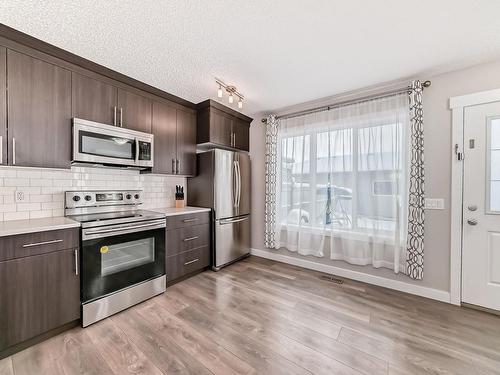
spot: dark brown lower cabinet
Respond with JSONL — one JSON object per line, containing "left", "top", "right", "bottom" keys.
{"left": 166, "top": 212, "right": 211, "bottom": 285}
{"left": 166, "top": 246, "right": 210, "bottom": 282}
{"left": 0, "top": 248, "right": 80, "bottom": 352}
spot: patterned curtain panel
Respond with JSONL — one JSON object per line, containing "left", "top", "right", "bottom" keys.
{"left": 406, "top": 80, "right": 425, "bottom": 280}
{"left": 264, "top": 115, "right": 279, "bottom": 249}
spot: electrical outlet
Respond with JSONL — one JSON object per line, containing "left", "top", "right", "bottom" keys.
{"left": 425, "top": 198, "right": 444, "bottom": 210}
{"left": 15, "top": 190, "right": 26, "bottom": 203}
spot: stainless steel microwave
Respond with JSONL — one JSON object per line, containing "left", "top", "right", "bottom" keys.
{"left": 72, "top": 118, "right": 154, "bottom": 169}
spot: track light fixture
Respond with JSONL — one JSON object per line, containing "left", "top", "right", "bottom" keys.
{"left": 215, "top": 78, "right": 244, "bottom": 109}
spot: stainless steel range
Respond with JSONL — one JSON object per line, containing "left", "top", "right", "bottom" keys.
{"left": 65, "top": 190, "right": 166, "bottom": 327}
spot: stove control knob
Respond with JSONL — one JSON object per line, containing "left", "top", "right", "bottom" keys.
{"left": 72, "top": 195, "right": 81, "bottom": 202}
{"left": 84, "top": 195, "right": 92, "bottom": 202}
{"left": 134, "top": 194, "right": 140, "bottom": 200}
{"left": 126, "top": 194, "right": 132, "bottom": 200}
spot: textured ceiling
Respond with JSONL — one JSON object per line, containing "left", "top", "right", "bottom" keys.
{"left": 2, "top": 1, "right": 500, "bottom": 116}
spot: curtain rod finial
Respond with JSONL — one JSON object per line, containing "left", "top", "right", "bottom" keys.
{"left": 422, "top": 80, "right": 431, "bottom": 88}
{"left": 261, "top": 118, "right": 267, "bottom": 124}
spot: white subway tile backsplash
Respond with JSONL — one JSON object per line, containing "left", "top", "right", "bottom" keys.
{"left": 17, "top": 203, "right": 41, "bottom": 212}
{"left": 0, "top": 166, "right": 186, "bottom": 221}
{"left": 4, "top": 178, "right": 30, "bottom": 187}
{"left": 4, "top": 211, "right": 30, "bottom": 221}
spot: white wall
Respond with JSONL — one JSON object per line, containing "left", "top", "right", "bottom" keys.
{"left": 250, "top": 58, "right": 500, "bottom": 293}
{"left": 0, "top": 166, "right": 185, "bottom": 220}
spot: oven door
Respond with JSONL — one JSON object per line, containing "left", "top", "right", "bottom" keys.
{"left": 81, "top": 219, "right": 165, "bottom": 302}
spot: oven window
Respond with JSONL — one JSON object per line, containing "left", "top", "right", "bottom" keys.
{"left": 80, "top": 131, "right": 134, "bottom": 159}
{"left": 101, "top": 238, "right": 155, "bottom": 276}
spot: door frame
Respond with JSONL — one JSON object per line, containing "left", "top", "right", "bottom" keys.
{"left": 449, "top": 88, "right": 500, "bottom": 305}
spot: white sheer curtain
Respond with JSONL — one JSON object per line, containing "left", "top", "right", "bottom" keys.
{"left": 276, "top": 94, "right": 410, "bottom": 273}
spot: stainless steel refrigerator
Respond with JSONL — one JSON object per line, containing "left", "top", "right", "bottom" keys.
{"left": 187, "top": 149, "right": 250, "bottom": 270}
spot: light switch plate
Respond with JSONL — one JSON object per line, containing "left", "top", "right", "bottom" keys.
{"left": 15, "top": 190, "right": 26, "bottom": 203}
{"left": 425, "top": 198, "right": 444, "bottom": 210}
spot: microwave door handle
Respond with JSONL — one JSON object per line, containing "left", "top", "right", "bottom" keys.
{"left": 134, "top": 138, "right": 139, "bottom": 163}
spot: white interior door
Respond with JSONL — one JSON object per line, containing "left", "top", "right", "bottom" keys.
{"left": 462, "top": 101, "right": 500, "bottom": 311}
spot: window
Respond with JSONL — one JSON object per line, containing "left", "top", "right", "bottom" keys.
{"left": 279, "top": 121, "right": 404, "bottom": 234}
{"left": 487, "top": 117, "right": 500, "bottom": 212}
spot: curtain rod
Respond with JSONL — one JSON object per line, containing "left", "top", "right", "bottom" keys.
{"left": 261, "top": 80, "right": 431, "bottom": 123}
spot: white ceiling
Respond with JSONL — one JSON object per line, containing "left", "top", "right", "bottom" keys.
{"left": 2, "top": 1, "right": 500, "bottom": 116}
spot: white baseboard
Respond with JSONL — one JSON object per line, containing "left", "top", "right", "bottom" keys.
{"left": 250, "top": 248, "right": 451, "bottom": 304}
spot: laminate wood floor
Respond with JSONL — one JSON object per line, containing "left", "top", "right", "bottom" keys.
{"left": 2, "top": 256, "right": 500, "bottom": 375}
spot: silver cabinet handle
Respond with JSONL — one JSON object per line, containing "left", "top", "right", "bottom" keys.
{"left": 113, "top": 106, "right": 117, "bottom": 126}
{"left": 0, "top": 135, "right": 3, "bottom": 164}
{"left": 183, "top": 218, "right": 199, "bottom": 223}
{"left": 22, "top": 239, "right": 63, "bottom": 248}
{"left": 233, "top": 133, "right": 236, "bottom": 148}
{"left": 184, "top": 258, "right": 199, "bottom": 266}
{"left": 183, "top": 236, "right": 199, "bottom": 242}
{"left": 467, "top": 219, "right": 478, "bottom": 226}
{"left": 119, "top": 107, "right": 123, "bottom": 127}
{"left": 172, "top": 158, "right": 176, "bottom": 174}
{"left": 176, "top": 159, "right": 180, "bottom": 174}
{"left": 74, "top": 249, "right": 79, "bottom": 275}
{"left": 12, "top": 138, "right": 16, "bottom": 165}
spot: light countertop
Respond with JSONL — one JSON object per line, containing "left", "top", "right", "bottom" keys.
{"left": 151, "top": 206, "right": 211, "bottom": 217}
{"left": 0, "top": 217, "right": 80, "bottom": 237}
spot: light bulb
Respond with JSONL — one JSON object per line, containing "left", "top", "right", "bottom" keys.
{"left": 228, "top": 93, "right": 234, "bottom": 104}
{"left": 217, "top": 85, "right": 223, "bottom": 98}
{"left": 238, "top": 98, "right": 243, "bottom": 109}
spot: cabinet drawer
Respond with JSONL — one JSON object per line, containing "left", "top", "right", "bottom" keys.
{"left": 0, "top": 228, "right": 79, "bottom": 262}
{"left": 166, "top": 246, "right": 210, "bottom": 282}
{"left": 167, "top": 224, "right": 210, "bottom": 257}
{"left": 165, "top": 211, "right": 210, "bottom": 230}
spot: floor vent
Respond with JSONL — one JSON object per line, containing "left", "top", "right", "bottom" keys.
{"left": 320, "top": 275, "right": 344, "bottom": 284}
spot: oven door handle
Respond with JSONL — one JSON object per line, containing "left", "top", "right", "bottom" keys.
{"left": 83, "top": 220, "right": 165, "bottom": 237}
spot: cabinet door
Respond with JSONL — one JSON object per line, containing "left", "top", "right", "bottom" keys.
{"left": 232, "top": 118, "right": 250, "bottom": 151}
{"left": 7, "top": 50, "right": 72, "bottom": 168}
{"left": 0, "top": 47, "right": 6, "bottom": 166}
{"left": 117, "top": 88, "right": 152, "bottom": 133}
{"left": 152, "top": 101, "right": 177, "bottom": 174}
{"left": 72, "top": 72, "right": 118, "bottom": 125}
{"left": 0, "top": 249, "right": 80, "bottom": 351}
{"left": 176, "top": 109, "right": 197, "bottom": 176}
{"left": 210, "top": 108, "right": 233, "bottom": 147}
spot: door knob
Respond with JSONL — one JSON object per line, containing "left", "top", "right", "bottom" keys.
{"left": 467, "top": 219, "right": 478, "bottom": 226}
{"left": 467, "top": 205, "right": 477, "bottom": 211}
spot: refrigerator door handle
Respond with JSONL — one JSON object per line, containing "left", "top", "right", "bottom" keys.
{"left": 236, "top": 160, "right": 241, "bottom": 208}
{"left": 233, "top": 160, "right": 238, "bottom": 207}
{"left": 219, "top": 216, "right": 249, "bottom": 225}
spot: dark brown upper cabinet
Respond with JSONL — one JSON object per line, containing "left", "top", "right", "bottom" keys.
{"left": 72, "top": 73, "right": 152, "bottom": 133}
{"left": 72, "top": 72, "right": 118, "bottom": 125}
{"left": 232, "top": 118, "right": 250, "bottom": 151}
{"left": 117, "top": 88, "right": 152, "bottom": 133}
{"left": 0, "top": 46, "right": 6, "bottom": 167}
{"left": 7, "top": 50, "right": 72, "bottom": 169}
{"left": 152, "top": 101, "right": 177, "bottom": 174}
{"left": 196, "top": 100, "right": 252, "bottom": 152}
{"left": 176, "top": 108, "right": 197, "bottom": 175}
{"left": 151, "top": 101, "right": 196, "bottom": 176}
